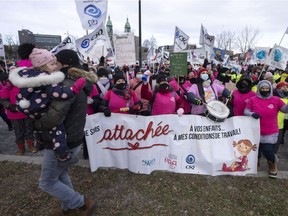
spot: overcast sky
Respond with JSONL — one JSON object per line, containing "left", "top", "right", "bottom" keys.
{"left": 1, "top": 0, "right": 288, "bottom": 51}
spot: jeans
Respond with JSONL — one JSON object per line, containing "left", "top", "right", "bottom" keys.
{"left": 39, "top": 145, "right": 84, "bottom": 211}
{"left": 258, "top": 143, "right": 276, "bottom": 163}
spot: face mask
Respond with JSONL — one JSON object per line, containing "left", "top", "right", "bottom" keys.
{"left": 259, "top": 90, "right": 270, "bottom": 97}
{"left": 159, "top": 83, "right": 169, "bottom": 90}
{"left": 200, "top": 73, "right": 209, "bottom": 81}
{"left": 99, "top": 77, "right": 108, "bottom": 85}
{"left": 136, "top": 74, "right": 142, "bottom": 79}
{"left": 108, "top": 74, "right": 113, "bottom": 79}
{"left": 115, "top": 83, "right": 126, "bottom": 90}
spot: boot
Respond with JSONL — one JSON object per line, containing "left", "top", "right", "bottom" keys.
{"left": 26, "top": 140, "right": 38, "bottom": 153}
{"left": 268, "top": 161, "right": 277, "bottom": 178}
{"left": 16, "top": 144, "right": 25, "bottom": 156}
{"left": 79, "top": 197, "right": 96, "bottom": 216}
{"left": 52, "top": 208, "right": 79, "bottom": 216}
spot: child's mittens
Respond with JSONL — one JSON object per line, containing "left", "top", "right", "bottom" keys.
{"left": 71, "top": 77, "right": 86, "bottom": 94}
{"left": 177, "top": 108, "right": 184, "bottom": 116}
{"left": 54, "top": 144, "right": 71, "bottom": 162}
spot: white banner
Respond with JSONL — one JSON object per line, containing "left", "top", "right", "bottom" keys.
{"left": 199, "top": 24, "right": 215, "bottom": 52}
{"left": 51, "top": 35, "right": 77, "bottom": 54}
{"left": 85, "top": 113, "right": 260, "bottom": 176}
{"left": 76, "top": 22, "right": 113, "bottom": 62}
{"left": 251, "top": 47, "right": 270, "bottom": 64}
{"left": 173, "top": 26, "right": 189, "bottom": 52}
{"left": 0, "top": 34, "right": 4, "bottom": 57}
{"left": 75, "top": 0, "right": 108, "bottom": 30}
{"left": 266, "top": 44, "right": 288, "bottom": 70}
{"left": 113, "top": 33, "right": 136, "bottom": 66}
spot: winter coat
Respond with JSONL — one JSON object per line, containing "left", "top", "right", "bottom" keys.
{"left": 33, "top": 67, "right": 95, "bottom": 149}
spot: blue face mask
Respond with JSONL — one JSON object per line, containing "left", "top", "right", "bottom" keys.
{"left": 200, "top": 73, "right": 209, "bottom": 81}
{"left": 108, "top": 74, "right": 113, "bottom": 79}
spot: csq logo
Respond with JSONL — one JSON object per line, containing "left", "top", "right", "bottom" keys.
{"left": 84, "top": 5, "right": 102, "bottom": 18}
{"left": 185, "top": 154, "right": 195, "bottom": 170}
{"left": 81, "top": 39, "right": 90, "bottom": 48}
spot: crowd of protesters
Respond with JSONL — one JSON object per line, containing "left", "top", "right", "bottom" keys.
{"left": 1, "top": 44, "right": 288, "bottom": 214}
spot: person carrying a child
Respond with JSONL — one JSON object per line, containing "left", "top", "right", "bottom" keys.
{"left": 8, "top": 48, "right": 86, "bottom": 161}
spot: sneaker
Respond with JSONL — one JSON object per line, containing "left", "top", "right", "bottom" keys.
{"left": 79, "top": 197, "right": 96, "bottom": 216}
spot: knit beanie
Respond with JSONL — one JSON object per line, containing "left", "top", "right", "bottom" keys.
{"left": 276, "top": 81, "right": 288, "bottom": 89}
{"left": 17, "top": 43, "right": 35, "bottom": 60}
{"left": 29, "top": 48, "right": 56, "bottom": 67}
{"left": 198, "top": 68, "right": 208, "bottom": 76}
{"left": 97, "top": 67, "right": 108, "bottom": 77}
{"left": 264, "top": 71, "right": 273, "bottom": 79}
{"left": 114, "top": 73, "right": 126, "bottom": 83}
{"left": 156, "top": 74, "right": 168, "bottom": 83}
{"left": 55, "top": 49, "right": 80, "bottom": 66}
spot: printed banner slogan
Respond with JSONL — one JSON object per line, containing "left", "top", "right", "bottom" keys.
{"left": 85, "top": 113, "right": 260, "bottom": 176}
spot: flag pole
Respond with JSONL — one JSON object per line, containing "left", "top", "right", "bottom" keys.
{"left": 279, "top": 28, "right": 287, "bottom": 45}
{"left": 138, "top": 0, "right": 142, "bottom": 68}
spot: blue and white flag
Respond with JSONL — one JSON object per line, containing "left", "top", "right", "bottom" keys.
{"left": 75, "top": 0, "right": 108, "bottom": 30}
{"left": 51, "top": 35, "right": 77, "bottom": 54}
{"left": 266, "top": 44, "right": 288, "bottom": 70}
{"left": 251, "top": 47, "right": 270, "bottom": 64}
{"left": 199, "top": 24, "right": 215, "bottom": 52}
{"left": 0, "top": 34, "right": 4, "bottom": 57}
{"left": 173, "top": 26, "right": 189, "bottom": 52}
{"left": 76, "top": 22, "right": 113, "bottom": 62}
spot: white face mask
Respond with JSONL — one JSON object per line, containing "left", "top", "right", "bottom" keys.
{"left": 99, "top": 77, "right": 108, "bottom": 85}
{"left": 136, "top": 74, "right": 142, "bottom": 79}
{"left": 108, "top": 74, "right": 113, "bottom": 79}
{"left": 200, "top": 73, "right": 209, "bottom": 81}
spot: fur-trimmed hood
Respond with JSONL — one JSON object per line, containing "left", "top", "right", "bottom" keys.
{"left": 8, "top": 67, "right": 65, "bottom": 88}
{"left": 67, "top": 67, "right": 98, "bottom": 83}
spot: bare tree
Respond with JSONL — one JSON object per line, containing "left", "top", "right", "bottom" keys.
{"left": 235, "top": 26, "right": 260, "bottom": 54}
{"left": 216, "top": 30, "right": 236, "bottom": 51}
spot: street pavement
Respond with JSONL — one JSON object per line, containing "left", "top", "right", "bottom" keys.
{"left": 0, "top": 118, "right": 288, "bottom": 179}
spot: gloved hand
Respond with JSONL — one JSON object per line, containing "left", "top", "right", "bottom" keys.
{"left": 71, "top": 77, "right": 86, "bottom": 94}
{"left": 227, "top": 94, "right": 233, "bottom": 101}
{"left": 87, "top": 96, "right": 93, "bottom": 104}
{"left": 177, "top": 108, "right": 184, "bottom": 116}
{"left": 129, "top": 104, "right": 141, "bottom": 114}
{"left": 7, "top": 104, "right": 18, "bottom": 113}
{"left": 55, "top": 149, "right": 71, "bottom": 162}
{"left": 104, "top": 108, "right": 111, "bottom": 117}
{"left": 251, "top": 113, "right": 261, "bottom": 119}
{"left": 194, "top": 98, "right": 203, "bottom": 106}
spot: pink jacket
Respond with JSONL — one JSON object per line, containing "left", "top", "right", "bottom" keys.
{"left": 129, "top": 78, "right": 151, "bottom": 112}
{"left": 232, "top": 90, "right": 256, "bottom": 116}
{"left": 0, "top": 80, "right": 27, "bottom": 120}
{"left": 103, "top": 89, "right": 140, "bottom": 114}
{"left": 86, "top": 85, "right": 100, "bottom": 115}
{"left": 246, "top": 95, "right": 285, "bottom": 135}
{"left": 187, "top": 83, "right": 225, "bottom": 115}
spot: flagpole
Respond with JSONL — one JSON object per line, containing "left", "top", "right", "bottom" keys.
{"left": 138, "top": 0, "right": 142, "bottom": 68}
{"left": 279, "top": 34, "right": 286, "bottom": 46}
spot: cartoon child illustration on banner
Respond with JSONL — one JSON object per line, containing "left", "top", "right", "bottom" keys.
{"left": 222, "top": 139, "right": 257, "bottom": 172}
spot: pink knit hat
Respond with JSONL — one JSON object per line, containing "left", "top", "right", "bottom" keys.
{"left": 29, "top": 48, "right": 56, "bottom": 67}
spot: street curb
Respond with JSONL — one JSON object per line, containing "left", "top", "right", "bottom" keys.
{"left": 1, "top": 154, "right": 288, "bottom": 179}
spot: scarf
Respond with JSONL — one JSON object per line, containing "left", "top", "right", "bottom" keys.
{"left": 97, "top": 81, "right": 111, "bottom": 98}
